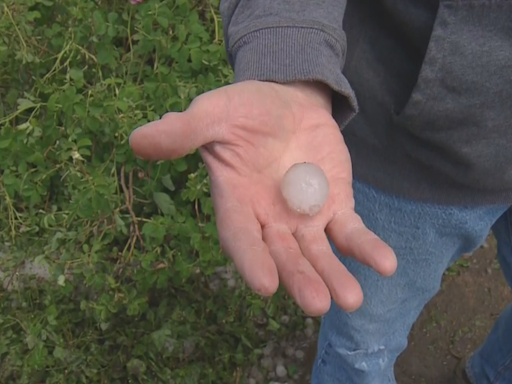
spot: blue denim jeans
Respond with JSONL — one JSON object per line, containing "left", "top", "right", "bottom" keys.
{"left": 311, "top": 180, "right": 512, "bottom": 384}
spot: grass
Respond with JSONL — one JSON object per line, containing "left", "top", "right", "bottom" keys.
{"left": 0, "top": 1, "right": 305, "bottom": 382}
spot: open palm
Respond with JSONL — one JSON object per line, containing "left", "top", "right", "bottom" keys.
{"left": 130, "top": 80, "right": 396, "bottom": 316}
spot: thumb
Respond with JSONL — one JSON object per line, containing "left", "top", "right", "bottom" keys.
{"left": 129, "top": 99, "right": 221, "bottom": 161}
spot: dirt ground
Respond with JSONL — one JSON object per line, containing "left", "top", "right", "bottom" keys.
{"left": 298, "top": 235, "right": 512, "bottom": 384}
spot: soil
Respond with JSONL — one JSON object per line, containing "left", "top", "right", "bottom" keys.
{"left": 297, "top": 235, "right": 512, "bottom": 384}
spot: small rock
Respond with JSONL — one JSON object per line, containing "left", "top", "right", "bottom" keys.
{"left": 263, "top": 342, "right": 275, "bottom": 356}
{"left": 285, "top": 346, "right": 295, "bottom": 357}
{"left": 249, "top": 366, "right": 264, "bottom": 382}
{"left": 276, "top": 364, "right": 288, "bottom": 378}
{"left": 295, "top": 350, "right": 305, "bottom": 359}
{"left": 305, "top": 317, "right": 314, "bottom": 327}
{"left": 208, "top": 278, "right": 222, "bottom": 292}
{"left": 261, "top": 356, "right": 274, "bottom": 370}
{"left": 164, "top": 339, "right": 176, "bottom": 353}
{"left": 304, "top": 327, "right": 314, "bottom": 338}
{"left": 183, "top": 339, "right": 195, "bottom": 357}
{"left": 220, "top": 265, "right": 234, "bottom": 279}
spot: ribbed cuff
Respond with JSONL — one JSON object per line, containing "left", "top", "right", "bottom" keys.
{"left": 230, "top": 26, "right": 358, "bottom": 126}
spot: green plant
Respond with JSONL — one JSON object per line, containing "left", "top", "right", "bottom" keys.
{"left": 0, "top": 1, "right": 302, "bottom": 382}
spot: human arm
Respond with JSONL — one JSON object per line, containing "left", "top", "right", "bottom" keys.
{"left": 221, "top": 0, "right": 358, "bottom": 126}
{"left": 129, "top": 1, "right": 397, "bottom": 316}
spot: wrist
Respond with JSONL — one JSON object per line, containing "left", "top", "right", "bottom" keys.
{"left": 281, "top": 81, "right": 333, "bottom": 113}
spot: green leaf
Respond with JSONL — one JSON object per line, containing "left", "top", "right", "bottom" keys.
{"left": 173, "top": 158, "right": 188, "bottom": 172}
{"left": 267, "top": 318, "right": 280, "bottom": 331}
{"left": 115, "top": 99, "right": 129, "bottom": 112}
{"left": 69, "top": 68, "right": 84, "bottom": 82}
{"left": 127, "top": 358, "right": 146, "bottom": 376}
{"left": 107, "top": 12, "right": 119, "bottom": 23}
{"left": 153, "top": 192, "right": 176, "bottom": 216}
{"left": 156, "top": 16, "right": 169, "bottom": 28}
{"left": 0, "top": 138, "right": 12, "bottom": 149}
{"left": 161, "top": 174, "right": 175, "bottom": 191}
{"left": 16, "top": 98, "right": 35, "bottom": 110}
{"left": 93, "top": 10, "right": 107, "bottom": 35}
{"left": 77, "top": 138, "right": 92, "bottom": 147}
{"left": 190, "top": 48, "right": 203, "bottom": 66}
{"left": 25, "top": 334, "right": 37, "bottom": 350}
{"left": 57, "top": 275, "right": 66, "bottom": 286}
{"left": 53, "top": 346, "right": 67, "bottom": 360}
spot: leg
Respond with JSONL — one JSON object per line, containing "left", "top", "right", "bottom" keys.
{"left": 311, "top": 180, "right": 508, "bottom": 384}
{"left": 467, "top": 209, "right": 512, "bottom": 384}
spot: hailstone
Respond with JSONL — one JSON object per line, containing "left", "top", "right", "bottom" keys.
{"left": 280, "top": 162, "right": 329, "bottom": 216}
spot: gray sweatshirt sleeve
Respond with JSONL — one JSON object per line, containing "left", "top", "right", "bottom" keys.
{"left": 220, "top": 0, "right": 358, "bottom": 126}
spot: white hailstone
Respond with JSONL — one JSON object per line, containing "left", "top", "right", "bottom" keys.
{"left": 304, "top": 317, "right": 314, "bottom": 327}
{"left": 281, "top": 162, "right": 329, "bottom": 216}
{"left": 295, "top": 350, "right": 305, "bottom": 359}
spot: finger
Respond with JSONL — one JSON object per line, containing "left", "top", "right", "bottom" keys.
{"left": 129, "top": 99, "right": 221, "bottom": 161}
{"left": 326, "top": 210, "right": 397, "bottom": 277}
{"left": 263, "top": 225, "right": 331, "bottom": 316}
{"left": 214, "top": 196, "right": 279, "bottom": 297}
{"left": 295, "top": 225, "right": 364, "bottom": 312}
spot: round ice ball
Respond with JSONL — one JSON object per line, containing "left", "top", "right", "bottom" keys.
{"left": 280, "top": 162, "right": 329, "bottom": 216}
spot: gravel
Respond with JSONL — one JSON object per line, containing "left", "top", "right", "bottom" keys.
{"left": 245, "top": 314, "right": 318, "bottom": 384}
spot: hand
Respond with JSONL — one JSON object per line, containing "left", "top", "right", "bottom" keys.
{"left": 129, "top": 80, "right": 397, "bottom": 316}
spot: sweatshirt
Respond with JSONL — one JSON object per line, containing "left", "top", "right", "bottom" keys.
{"left": 220, "top": 0, "right": 512, "bottom": 206}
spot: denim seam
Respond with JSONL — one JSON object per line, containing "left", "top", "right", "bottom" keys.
{"left": 466, "top": 354, "right": 478, "bottom": 384}
{"left": 506, "top": 209, "right": 512, "bottom": 243}
{"left": 491, "top": 354, "right": 512, "bottom": 384}
{"left": 490, "top": 208, "right": 512, "bottom": 384}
